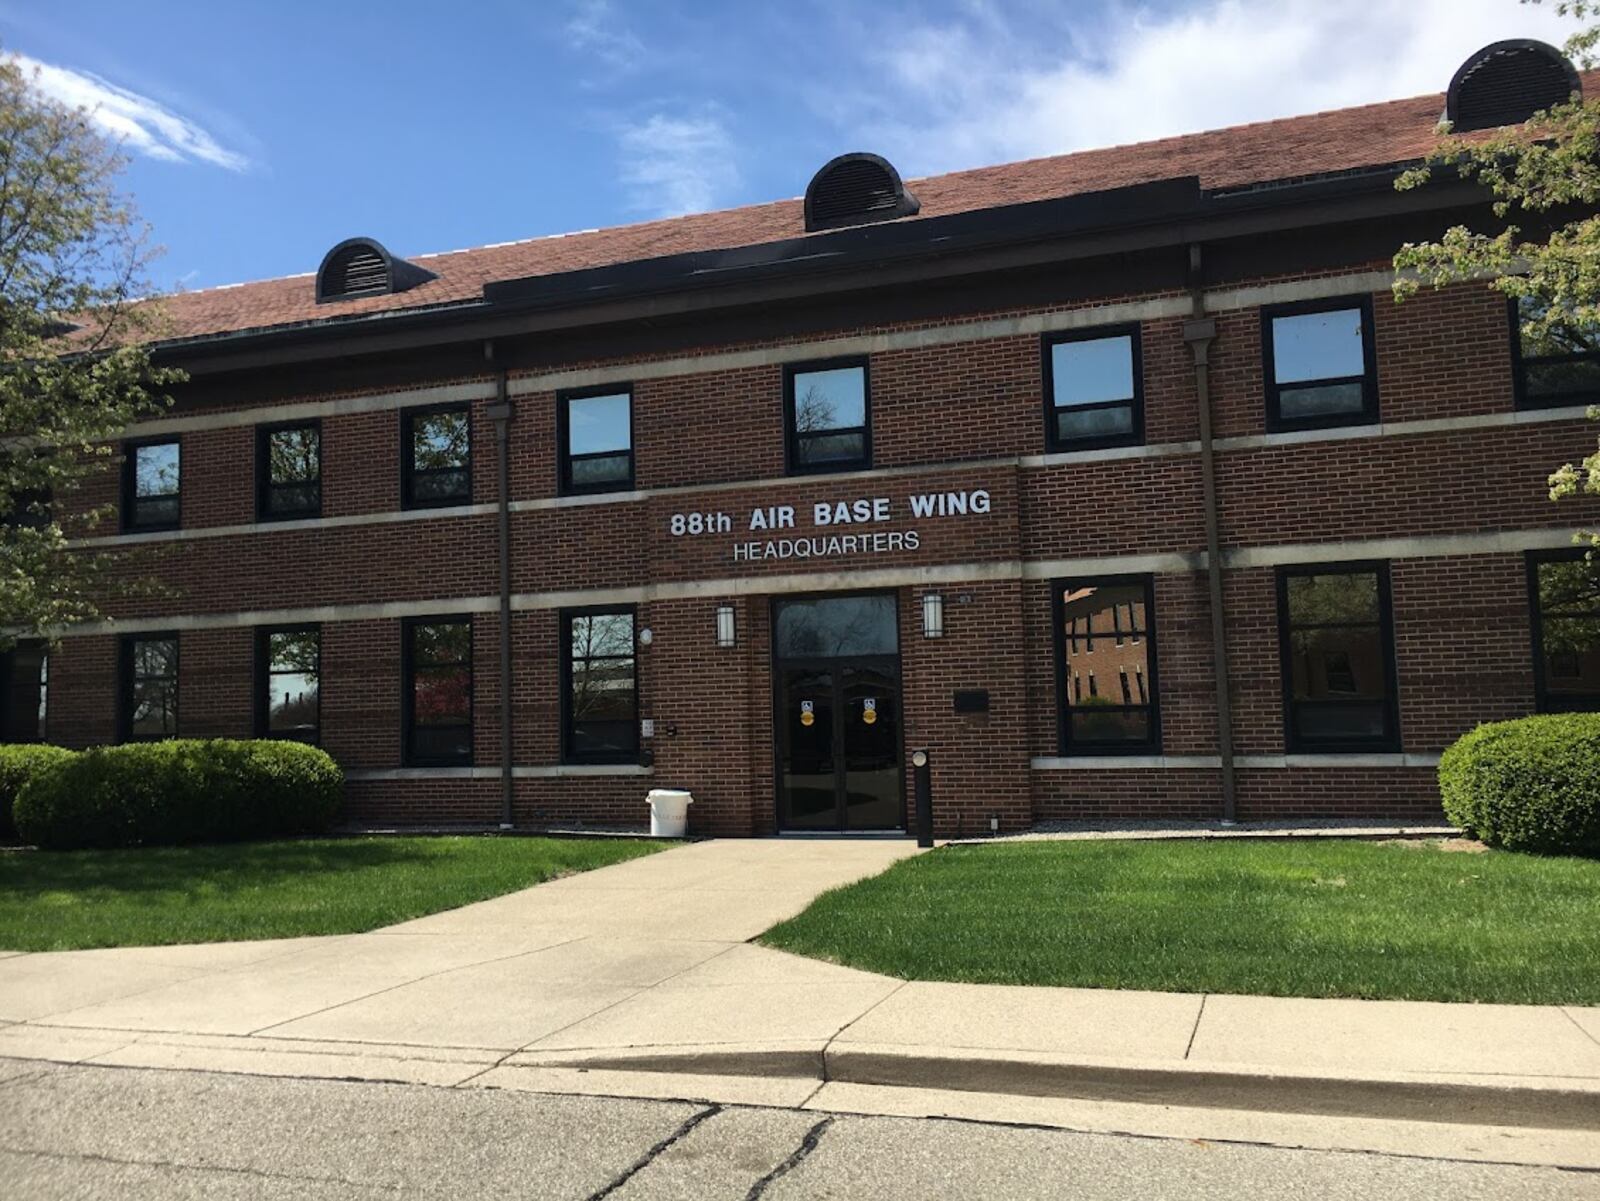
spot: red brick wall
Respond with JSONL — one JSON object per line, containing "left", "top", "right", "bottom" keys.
{"left": 178, "top": 628, "right": 252, "bottom": 738}
{"left": 38, "top": 271, "right": 1590, "bottom": 831}
{"left": 48, "top": 635, "right": 116, "bottom": 748}
{"left": 640, "top": 595, "right": 764, "bottom": 835}
{"left": 902, "top": 580, "right": 1034, "bottom": 838}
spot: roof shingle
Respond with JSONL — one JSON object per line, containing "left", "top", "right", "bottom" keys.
{"left": 151, "top": 79, "right": 1581, "bottom": 344}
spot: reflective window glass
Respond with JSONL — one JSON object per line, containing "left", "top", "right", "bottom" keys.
{"left": 775, "top": 595, "right": 898, "bottom": 659}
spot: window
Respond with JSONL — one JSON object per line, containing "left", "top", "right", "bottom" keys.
{"left": 3, "top": 456, "right": 51, "bottom": 530}
{"left": 1053, "top": 576, "right": 1159, "bottom": 753}
{"left": 1528, "top": 550, "right": 1600, "bottom": 711}
{"left": 122, "top": 439, "right": 180, "bottom": 532}
{"left": 563, "top": 607, "right": 638, "bottom": 763}
{"left": 257, "top": 626, "right": 320, "bottom": 742}
{"left": 785, "top": 359, "right": 869, "bottom": 473}
{"left": 1043, "top": 327, "right": 1143, "bottom": 450}
{"left": 1510, "top": 295, "right": 1600, "bottom": 410}
{"left": 403, "top": 618, "right": 472, "bottom": 765}
{"left": 775, "top": 594, "right": 898, "bottom": 659}
{"left": 0, "top": 642, "right": 47, "bottom": 742}
{"left": 5, "top": 487, "right": 49, "bottom": 529}
{"left": 559, "top": 388, "right": 633, "bottom": 494}
{"left": 1276, "top": 564, "right": 1399, "bottom": 752}
{"left": 119, "top": 634, "right": 177, "bottom": 741}
{"left": 1262, "top": 298, "right": 1378, "bottom": 431}
{"left": 402, "top": 404, "right": 470, "bottom": 508}
{"left": 257, "top": 422, "right": 321, "bottom": 520}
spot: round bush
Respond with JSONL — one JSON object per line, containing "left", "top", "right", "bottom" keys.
{"left": 1438, "top": 713, "right": 1600, "bottom": 855}
{"left": 0, "top": 744, "right": 77, "bottom": 841}
{"left": 13, "top": 738, "right": 343, "bottom": 850}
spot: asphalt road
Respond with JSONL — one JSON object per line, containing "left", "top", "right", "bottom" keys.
{"left": 1, "top": 1058, "right": 1595, "bottom": 1200}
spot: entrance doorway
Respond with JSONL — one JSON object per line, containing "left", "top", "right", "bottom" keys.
{"left": 773, "top": 594, "right": 902, "bottom": 832}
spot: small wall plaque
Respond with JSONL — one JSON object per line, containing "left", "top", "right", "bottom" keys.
{"left": 953, "top": 689, "right": 990, "bottom": 713}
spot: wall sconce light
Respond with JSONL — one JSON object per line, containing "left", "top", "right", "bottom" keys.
{"left": 922, "top": 591, "right": 944, "bottom": 639}
{"left": 715, "top": 603, "right": 736, "bottom": 649}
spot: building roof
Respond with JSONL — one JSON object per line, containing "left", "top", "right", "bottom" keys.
{"left": 149, "top": 77, "right": 1586, "bottom": 345}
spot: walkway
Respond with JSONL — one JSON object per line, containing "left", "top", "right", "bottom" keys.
{"left": 1, "top": 837, "right": 1597, "bottom": 1165}
{"left": 0, "top": 839, "right": 913, "bottom": 1054}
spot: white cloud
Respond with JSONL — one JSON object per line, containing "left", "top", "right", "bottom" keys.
{"left": 617, "top": 112, "right": 739, "bottom": 218}
{"left": 565, "top": 0, "right": 647, "bottom": 73}
{"left": 9, "top": 53, "right": 249, "bottom": 172}
{"left": 830, "top": 0, "right": 1580, "bottom": 177}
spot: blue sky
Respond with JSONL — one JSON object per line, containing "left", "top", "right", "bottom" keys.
{"left": 0, "top": 0, "right": 1579, "bottom": 293}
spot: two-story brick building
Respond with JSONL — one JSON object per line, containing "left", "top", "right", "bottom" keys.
{"left": 8, "top": 38, "right": 1600, "bottom": 837}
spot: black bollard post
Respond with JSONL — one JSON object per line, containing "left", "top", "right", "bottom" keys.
{"left": 912, "top": 749, "right": 933, "bottom": 847}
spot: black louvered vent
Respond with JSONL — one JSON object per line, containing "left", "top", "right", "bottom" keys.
{"left": 1447, "top": 40, "right": 1580, "bottom": 132}
{"left": 315, "top": 237, "right": 436, "bottom": 304}
{"left": 805, "top": 153, "right": 920, "bottom": 232}
{"left": 331, "top": 246, "right": 388, "bottom": 296}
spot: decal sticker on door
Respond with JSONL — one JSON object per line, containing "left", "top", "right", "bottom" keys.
{"left": 800, "top": 700, "right": 815, "bottom": 727}
{"left": 862, "top": 697, "right": 877, "bottom": 725}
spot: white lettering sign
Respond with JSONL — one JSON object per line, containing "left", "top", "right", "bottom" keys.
{"left": 667, "top": 488, "right": 992, "bottom": 563}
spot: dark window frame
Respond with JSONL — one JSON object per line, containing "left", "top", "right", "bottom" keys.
{"left": 1527, "top": 548, "right": 1600, "bottom": 712}
{"left": 401, "top": 615, "right": 474, "bottom": 767}
{"left": 0, "top": 641, "right": 48, "bottom": 743}
{"left": 1508, "top": 296, "right": 1600, "bottom": 412}
{"left": 558, "top": 384, "right": 635, "bottom": 496}
{"left": 1275, "top": 561, "right": 1401, "bottom": 753}
{"left": 1041, "top": 324, "right": 1145, "bottom": 452}
{"left": 783, "top": 356, "right": 872, "bottom": 476}
{"left": 254, "top": 623, "right": 322, "bottom": 743}
{"left": 400, "top": 402, "right": 472, "bottom": 510}
{"left": 255, "top": 419, "right": 323, "bottom": 522}
{"left": 560, "top": 604, "right": 641, "bottom": 765}
{"left": 1051, "top": 573, "right": 1161, "bottom": 756}
{"left": 121, "top": 436, "right": 182, "bottom": 533}
{"left": 4, "top": 473, "right": 52, "bottom": 531}
{"left": 1261, "top": 295, "right": 1380, "bottom": 433}
{"left": 118, "top": 631, "right": 178, "bottom": 743}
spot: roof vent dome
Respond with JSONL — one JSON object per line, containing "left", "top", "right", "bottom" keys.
{"left": 1446, "top": 39, "right": 1580, "bottom": 132}
{"left": 804, "top": 152, "right": 920, "bottom": 232}
{"left": 315, "top": 237, "right": 437, "bottom": 303}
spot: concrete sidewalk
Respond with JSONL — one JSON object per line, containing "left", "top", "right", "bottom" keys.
{"left": 1, "top": 837, "right": 1598, "bottom": 1142}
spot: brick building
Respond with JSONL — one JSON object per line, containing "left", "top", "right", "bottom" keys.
{"left": 10, "top": 38, "right": 1600, "bottom": 836}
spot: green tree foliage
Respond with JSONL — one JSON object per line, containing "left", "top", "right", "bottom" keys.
{"left": 0, "top": 53, "right": 178, "bottom": 645}
{"left": 1394, "top": 5, "right": 1600, "bottom": 520}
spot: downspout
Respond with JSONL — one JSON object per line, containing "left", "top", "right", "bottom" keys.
{"left": 1181, "top": 244, "right": 1237, "bottom": 823}
{"left": 484, "top": 341, "right": 516, "bottom": 830}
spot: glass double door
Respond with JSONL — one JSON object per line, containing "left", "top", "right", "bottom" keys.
{"left": 777, "top": 661, "right": 902, "bottom": 831}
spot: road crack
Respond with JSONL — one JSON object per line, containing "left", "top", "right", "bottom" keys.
{"left": 584, "top": 1103, "right": 721, "bottom": 1200}
{"left": 0, "top": 1142, "right": 398, "bottom": 1193}
{"left": 743, "top": 1115, "right": 834, "bottom": 1199}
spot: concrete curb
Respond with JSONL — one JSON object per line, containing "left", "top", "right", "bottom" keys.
{"left": 513, "top": 1043, "right": 1600, "bottom": 1131}
{"left": 521, "top": 1045, "right": 826, "bottom": 1080}
{"left": 9, "top": 1025, "right": 1599, "bottom": 1133}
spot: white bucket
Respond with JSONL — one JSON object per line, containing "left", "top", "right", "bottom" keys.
{"left": 646, "top": 788, "right": 694, "bottom": 838}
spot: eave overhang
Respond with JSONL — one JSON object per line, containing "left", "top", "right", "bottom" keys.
{"left": 156, "top": 163, "right": 1488, "bottom": 377}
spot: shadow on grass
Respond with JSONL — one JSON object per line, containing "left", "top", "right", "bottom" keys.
{"left": 0, "top": 838, "right": 446, "bottom": 902}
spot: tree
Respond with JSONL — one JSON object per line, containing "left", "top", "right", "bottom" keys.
{"left": 0, "top": 52, "right": 178, "bottom": 647}
{"left": 1392, "top": 3, "right": 1600, "bottom": 536}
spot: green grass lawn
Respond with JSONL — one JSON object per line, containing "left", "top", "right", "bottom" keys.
{"left": 759, "top": 839, "right": 1600, "bottom": 1005}
{"left": 0, "top": 835, "right": 667, "bottom": 951}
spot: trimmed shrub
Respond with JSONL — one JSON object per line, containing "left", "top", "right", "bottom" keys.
{"left": 13, "top": 739, "right": 342, "bottom": 850}
{"left": 0, "top": 744, "right": 77, "bottom": 841}
{"left": 1438, "top": 713, "right": 1600, "bottom": 855}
